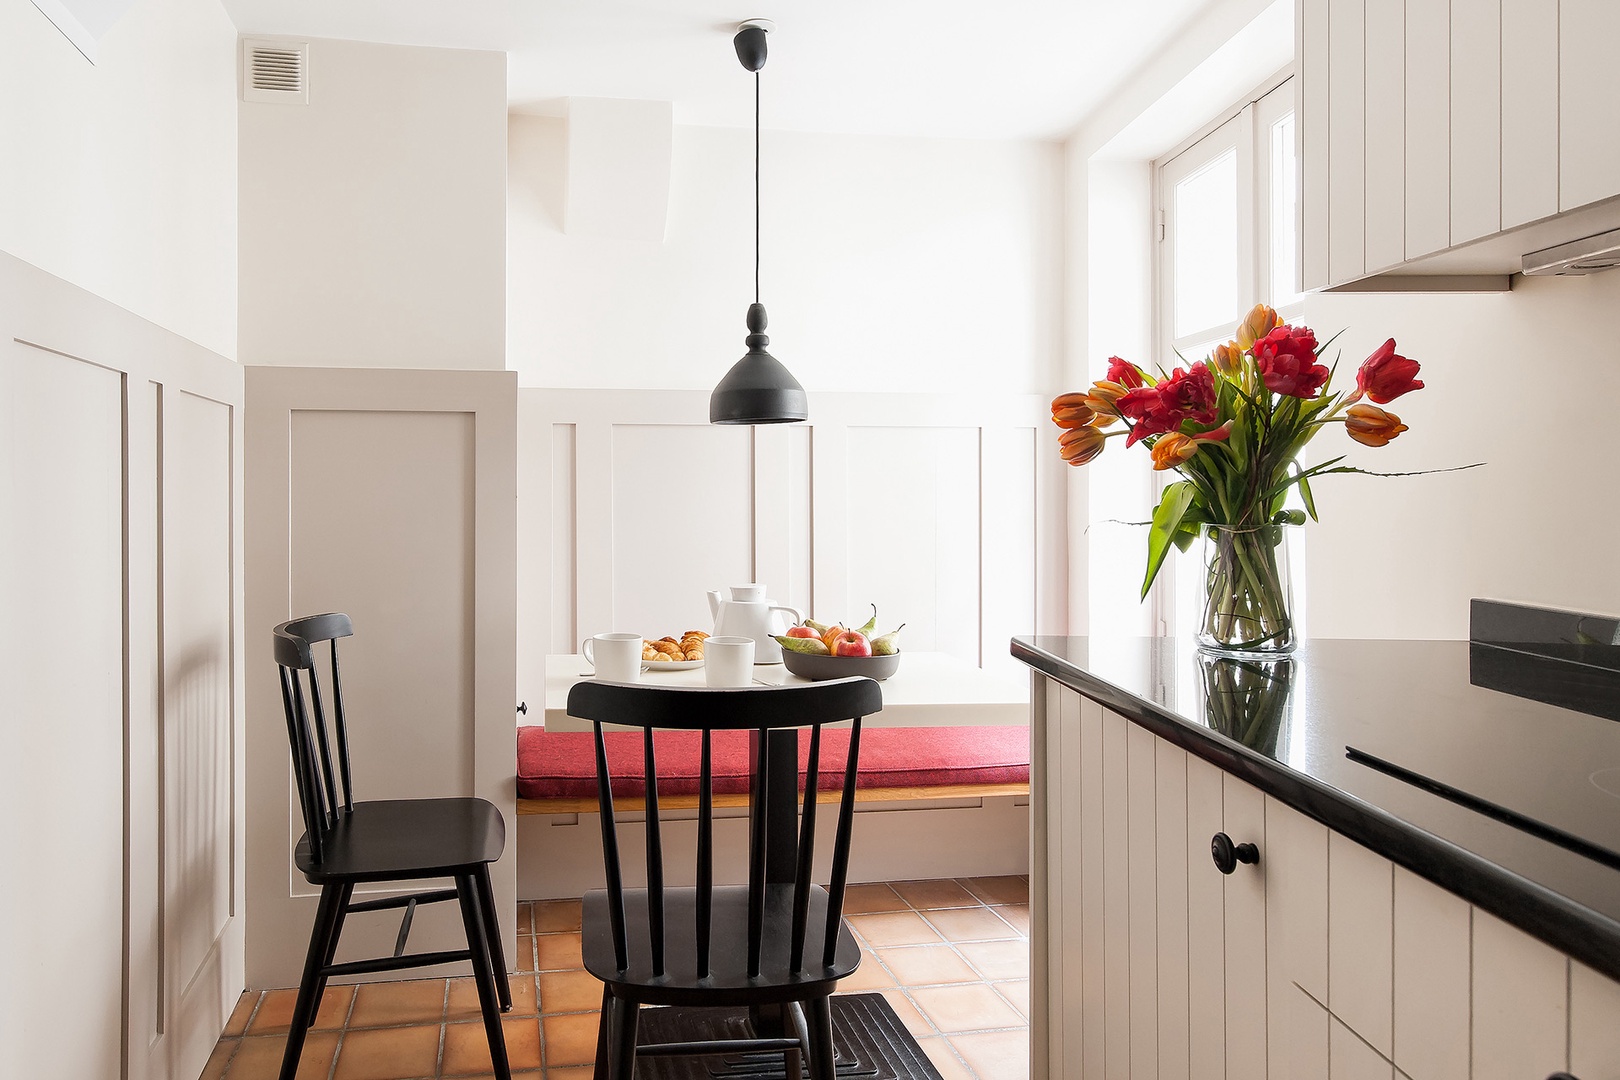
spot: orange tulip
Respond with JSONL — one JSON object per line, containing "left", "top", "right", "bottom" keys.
{"left": 1051, "top": 392, "right": 1096, "bottom": 429}
{"left": 1345, "top": 403, "right": 1408, "bottom": 447}
{"left": 1058, "top": 425, "right": 1108, "bottom": 466}
{"left": 1085, "top": 379, "right": 1128, "bottom": 411}
{"left": 1236, "top": 304, "right": 1283, "bottom": 352}
{"left": 1211, "top": 340, "right": 1245, "bottom": 376}
{"left": 1150, "top": 432, "right": 1199, "bottom": 470}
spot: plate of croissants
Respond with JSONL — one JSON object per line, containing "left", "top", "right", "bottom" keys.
{"left": 641, "top": 630, "right": 708, "bottom": 670}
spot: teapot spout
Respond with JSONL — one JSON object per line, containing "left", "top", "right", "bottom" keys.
{"left": 707, "top": 590, "right": 723, "bottom": 619}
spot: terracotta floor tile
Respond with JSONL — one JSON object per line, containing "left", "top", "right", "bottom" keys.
{"left": 223, "top": 992, "right": 258, "bottom": 1037}
{"left": 199, "top": 1038, "right": 237, "bottom": 1080}
{"left": 874, "top": 945, "right": 980, "bottom": 987}
{"left": 918, "top": 1036, "right": 978, "bottom": 1080}
{"left": 535, "top": 932, "right": 584, "bottom": 972}
{"left": 842, "top": 883, "right": 907, "bottom": 914}
{"left": 533, "top": 899, "right": 583, "bottom": 934}
{"left": 950, "top": 1029, "right": 1030, "bottom": 1080}
{"left": 347, "top": 978, "right": 447, "bottom": 1028}
{"left": 454, "top": 1073, "right": 544, "bottom": 1080}
{"left": 512, "top": 902, "right": 534, "bottom": 935}
{"left": 513, "top": 935, "right": 538, "bottom": 973}
{"left": 837, "top": 952, "right": 897, "bottom": 992}
{"left": 847, "top": 911, "right": 943, "bottom": 948}
{"left": 224, "top": 1032, "right": 339, "bottom": 1080}
{"left": 922, "top": 907, "right": 1021, "bottom": 943}
{"left": 542, "top": 1011, "right": 603, "bottom": 1067}
{"left": 447, "top": 974, "right": 539, "bottom": 1020}
{"left": 954, "top": 939, "right": 1028, "bottom": 982}
{"left": 330, "top": 1024, "right": 442, "bottom": 1080}
{"left": 993, "top": 981, "right": 1028, "bottom": 1018}
{"left": 879, "top": 988, "right": 937, "bottom": 1038}
{"left": 910, "top": 985, "right": 1026, "bottom": 1034}
{"left": 892, "top": 879, "right": 979, "bottom": 910}
{"left": 539, "top": 969, "right": 606, "bottom": 1015}
{"left": 441, "top": 1016, "right": 544, "bottom": 1075}
{"left": 962, "top": 877, "right": 1028, "bottom": 907}
{"left": 543, "top": 1067, "right": 595, "bottom": 1080}
{"left": 993, "top": 905, "right": 1029, "bottom": 935}
{"left": 247, "top": 985, "right": 353, "bottom": 1035}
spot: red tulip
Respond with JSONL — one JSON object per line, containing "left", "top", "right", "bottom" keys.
{"left": 1106, "top": 356, "right": 1146, "bottom": 389}
{"left": 1118, "top": 363, "right": 1219, "bottom": 446}
{"left": 1253, "top": 325, "right": 1329, "bottom": 398}
{"left": 1354, "top": 339, "right": 1424, "bottom": 404}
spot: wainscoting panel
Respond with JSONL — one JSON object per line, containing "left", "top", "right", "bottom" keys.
{"left": 0, "top": 250, "right": 245, "bottom": 1080}
{"left": 245, "top": 367, "right": 518, "bottom": 990}
{"left": 519, "top": 389, "right": 1062, "bottom": 700}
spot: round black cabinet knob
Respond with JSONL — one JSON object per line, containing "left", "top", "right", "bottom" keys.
{"left": 1547, "top": 1073, "right": 1579, "bottom": 1080}
{"left": 1211, "top": 832, "right": 1259, "bottom": 875}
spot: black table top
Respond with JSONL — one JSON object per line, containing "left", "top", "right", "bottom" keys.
{"left": 1011, "top": 633, "right": 1620, "bottom": 982}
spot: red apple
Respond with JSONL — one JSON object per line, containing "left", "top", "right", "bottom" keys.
{"left": 786, "top": 625, "right": 819, "bottom": 639}
{"left": 830, "top": 630, "right": 872, "bottom": 657}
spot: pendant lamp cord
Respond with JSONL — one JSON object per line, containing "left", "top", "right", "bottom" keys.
{"left": 754, "top": 70, "right": 761, "bottom": 305}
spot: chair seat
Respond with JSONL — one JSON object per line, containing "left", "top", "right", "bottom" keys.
{"left": 294, "top": 798, "right": 506, "bottom": 883}
{"left": 583, "top": 884, "right": 862, "bottom": 1008}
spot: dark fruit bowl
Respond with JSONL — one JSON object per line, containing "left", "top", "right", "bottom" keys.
{"left": 781, "top": 649, "right": 901, "bottom": 682}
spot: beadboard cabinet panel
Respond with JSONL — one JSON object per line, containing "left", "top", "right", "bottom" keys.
{"left": 1391, "top": 868, "right": 1470, "bottom": 1080}
{"left": 1500, "top": 0, "right": 1560, "bottom": 229}
{"left": 1450, "top": 0, "right": 1502, "bottom": 245}
{"left": 1471, "top": 910, "right": 1569, "bottom": 1080}
{"left": 1327, "top": 833, "right": 1394, "bottom": 1058}
{"left": 1363, "top": 0, "right": 1406, "bottom": 272}
{"left": 1404, "top": 0, "right": 1451, "bottom": 261}
{"left": 1126, "top": 724, "right": 1159, "bottom": 1080}
{"left": 1571, "top": 961, "right": 1620, "bottom": 1076}
{"left": 1079, "top": 694, "right": 1107, "bottom": 1080}
{"left": 1326, "top": 0, "right": 1367, "bottom": 284}
{"left": 1221, "top": 776, "right": 1268, "bottom": 1080}
{"left": 1156, "top": 740, "right": 1191, "bottom": 1080}
{"left": 1264, "top": 796, "right": 1327, "bottom": 1080}
{"left": 1187, "top": 756, "right": 1228, "bottom": 1080}
{"left": 1329, "top": 1016, "right": 1394, "bottom": 1080}
{"left": 1284, "top": 987, "right": 1330, "bottom": 1080}
{"left": 1560, "top": 0, "right": 1620, "bottom": 211}
{"left": 1299, "top": 0, "right": 1330, "bottom": 291}
{"left": 1102, "top": 709, "right": 1132, "bottom": 1080}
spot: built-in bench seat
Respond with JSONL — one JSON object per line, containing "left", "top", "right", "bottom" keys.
{"left": 516, "top": 725, "right": 1031, "bottom": 815}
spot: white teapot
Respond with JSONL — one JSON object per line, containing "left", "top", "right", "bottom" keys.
{"left": 706, "top": 584, "right": 803, "bottom": 665}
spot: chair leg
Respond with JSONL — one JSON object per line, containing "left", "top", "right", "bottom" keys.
{"left": 279, "top": 883, "right": 346, "bottom": 1080}
{"left": 803, "top": 994, "right": 836, "bottom": 1080}
{"left": 309, "top": 882, "right": 353, "bottom": 1021}
{"left": 592, "top": 987, "right": 613, "bottom": 1080}
{"left": 605, "top": 995, "right": 640, "bottom": 1080}
{"left": 456, "top": 873, "right": 512, "bottom": 1080}
{"left": 474, "top": 862, "right": 513, "bottom": 1011}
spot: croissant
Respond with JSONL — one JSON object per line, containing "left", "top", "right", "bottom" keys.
{"left": 652, "top": 639, "right": 684, "bottom": 659}
{"left": 642, "top": 644, "right": 660, "bottom": 661}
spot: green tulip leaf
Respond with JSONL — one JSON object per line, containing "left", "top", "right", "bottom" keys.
{"left": 1142, "top": 481, "right": 1196, "bottom": 599}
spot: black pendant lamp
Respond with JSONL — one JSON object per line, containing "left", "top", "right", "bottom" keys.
{"left": 710, "top": 19, "right": 808, "bottom": 426}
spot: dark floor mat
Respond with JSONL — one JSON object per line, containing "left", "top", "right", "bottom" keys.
{"left": 630, "top": 992, "right": 945, "bottom": 1080}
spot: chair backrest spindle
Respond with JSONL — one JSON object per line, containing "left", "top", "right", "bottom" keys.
{"left": 328, "top": 640, "right": 355, "bottom": 813}
{"left": 696, "top": 728, "right": 713, "bottom": 978}
{"left": 592, "top": 719, "right": 630, "bottom": 972}
{"left": 272, "top": 613, "right": 364, "bottom": 868}
{"left": 745, "top": 727, "right": 769, "bottom": 979}
{"left": 823, "top": 716, "right": 863, "bottom": 968}
{"left": 789, "top": 722, "right": 822, "bottom": 972}
{"left": 643, "top": 728, "right": 666, "bottom": 977}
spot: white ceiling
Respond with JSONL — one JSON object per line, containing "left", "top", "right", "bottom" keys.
{"left": 220, "top": 0, "right": 1221, "bottom": 140}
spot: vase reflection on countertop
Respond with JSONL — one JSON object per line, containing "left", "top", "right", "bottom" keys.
{"left": 1198, "top": 652, "right": 1294, "bottom": 755}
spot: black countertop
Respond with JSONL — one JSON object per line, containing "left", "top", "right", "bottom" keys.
{"left": 1011, "top": 632, "right": 1620, "bottom": 982}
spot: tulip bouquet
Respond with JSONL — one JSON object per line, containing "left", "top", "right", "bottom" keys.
{"left": 1053, "top": 303, "right": 1434, "bottom": 655}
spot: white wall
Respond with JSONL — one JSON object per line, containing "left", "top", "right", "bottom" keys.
{"left": 508, "top": 115, "right": 1064, "bottom": 394}
{"left": 1300, "top": 273, "right": 1620, "bottom": 639}
{"left": 0, "top": 0, "right": 238, "bottom": 358}
{"left": 239, "top": 38, "right": 507, "bottom": 368}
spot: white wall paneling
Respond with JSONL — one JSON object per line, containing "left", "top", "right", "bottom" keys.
{"left": 0, "top": 250, "right": 244, "bottom": 1080}
{"left": 245, "top": 367, "right": 518, "bottom": 989}
{"left": 518, "top": 389, "right": 1062, "bottom": 705}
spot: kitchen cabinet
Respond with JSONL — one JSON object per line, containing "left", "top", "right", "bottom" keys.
{"left": 1300, "top": 0, "right": 1620, "bottom": 287}
{"left": 1032, "top": 677, "right": 1620, "bottom": 1080}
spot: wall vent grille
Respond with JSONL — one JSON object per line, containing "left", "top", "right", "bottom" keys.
{"left": 243, "top": 38, "right": 309, "bottom": 104}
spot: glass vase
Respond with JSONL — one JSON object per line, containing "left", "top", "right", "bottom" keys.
{"left": 1196, "top": 523, "right": 1297, "bottom": 658}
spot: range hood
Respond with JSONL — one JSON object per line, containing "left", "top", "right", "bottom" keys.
{"left": 1522, "top": 228, "right": 1620, "bottom": 276}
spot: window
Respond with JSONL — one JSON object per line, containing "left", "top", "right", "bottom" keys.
{"left": 1153, "top": 75, "right": 1302, "bottom": 637}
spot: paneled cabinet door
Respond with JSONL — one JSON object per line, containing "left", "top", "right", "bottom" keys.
{"left": 1560, "top": 0, "right": 1620, "bottom": 212}
{"left": 1264, "top": 798, "right": 1327, "bottom": 1080}
{"left": 1570, "top": 962, "right": 1620, "bottom": 1078}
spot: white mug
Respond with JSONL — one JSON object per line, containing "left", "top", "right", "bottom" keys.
{"left": 583, "top": 632, "right": 642, "bottom": 682}
{"left": 705, "top": 635, "right": 756, "bottom": 688}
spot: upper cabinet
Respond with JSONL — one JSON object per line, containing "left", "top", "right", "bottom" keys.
{"left": 1299, "top": 0, "right": 1620, "bottom": 289}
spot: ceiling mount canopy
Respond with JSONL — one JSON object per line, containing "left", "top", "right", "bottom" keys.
{"left": 710, "top": 18, "right": 808, "bottom": 427}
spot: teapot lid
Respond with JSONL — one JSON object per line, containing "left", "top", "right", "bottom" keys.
{"left": 729, "top": 583, "right": 766, "bottom": 602}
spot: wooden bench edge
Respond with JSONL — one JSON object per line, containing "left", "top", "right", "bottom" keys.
{"left": 517, "top": 781, "right": 1031, "bottom": 816}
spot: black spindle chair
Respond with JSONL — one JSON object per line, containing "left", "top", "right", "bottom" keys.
{"left": 566, "top": 676, "right": 884, "bottom": 1080}
{"left": 273, "top": 614, "right": 514, "bottom": 1080}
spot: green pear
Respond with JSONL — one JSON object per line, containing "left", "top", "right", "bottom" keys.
{"left": 775, "top": 634, "right": 831, "bottom": 656}
{"left": 871, "top": 624, "right": 905, "bottom": 656}
{"left": 804, "top": 618, "right": 831, "bottom": 634}
{"left": 855, "top": 604, "right": 878, "bottom": 638}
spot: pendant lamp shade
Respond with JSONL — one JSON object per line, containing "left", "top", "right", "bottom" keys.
{"left": 710, "top": 19, "right": 808, "bottom": 426}
{"left": 710, "top": 303, "right": 807, "bottom": 424}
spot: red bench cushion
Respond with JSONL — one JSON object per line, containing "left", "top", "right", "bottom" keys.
{"left": 516, "top": 725, "right": 1030, "bottom": 801}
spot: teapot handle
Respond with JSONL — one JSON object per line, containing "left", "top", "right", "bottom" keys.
{"left": 769, "top": 605, "right": 804, "bottom": 628}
